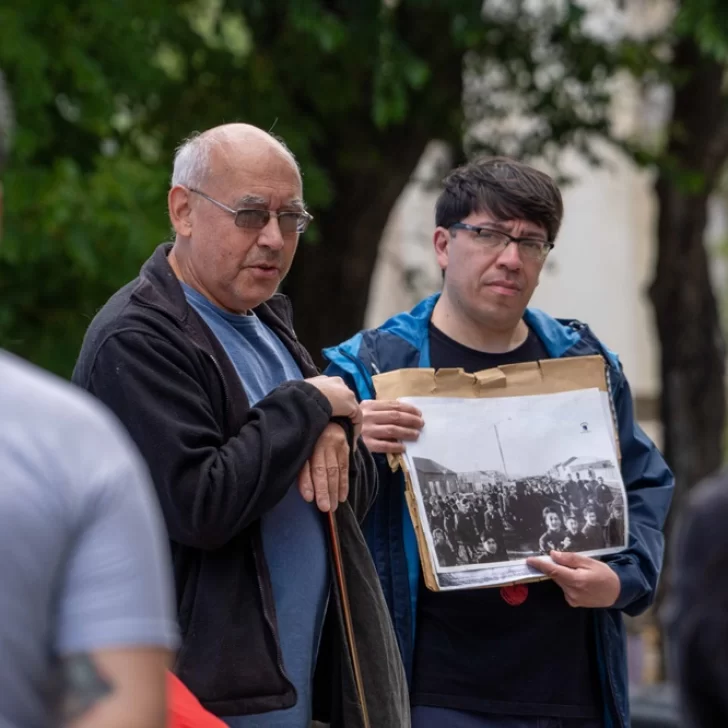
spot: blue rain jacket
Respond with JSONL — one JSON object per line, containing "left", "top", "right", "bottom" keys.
{"left": 323, "top": 294, "right": 674, "bottom": 728}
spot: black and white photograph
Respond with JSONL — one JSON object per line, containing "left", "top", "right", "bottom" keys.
{"left": 400, "top": 387, "right": 628, "bottom": 590}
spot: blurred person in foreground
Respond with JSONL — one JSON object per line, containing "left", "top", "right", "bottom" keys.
{"left": 663, "top": 471, "right": 728, "bottom": 727}
{"left": 324, "top": 157, "right": 674, "bottom": 728}
{"left": 0, "top": 72, "right": 178, "bottom": 728}
{"left": 72, "top": 123, "right": 408, "bottom": 727}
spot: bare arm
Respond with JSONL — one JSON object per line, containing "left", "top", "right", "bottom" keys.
{"left": 62, "top": 648, "right": 170, "bottom": 728}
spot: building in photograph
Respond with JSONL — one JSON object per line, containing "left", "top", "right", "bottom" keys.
{"left": 414, "top": 457, "right": 459, "bottom": 497}
{"left": 548, "top": 456, "right": 620, "bottom": 484}
{"left": 457, "top": 469, "right": 504, "bottom": 492}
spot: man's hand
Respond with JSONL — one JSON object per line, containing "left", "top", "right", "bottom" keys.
{"left": 360, "top": 399, "right": 424, "bottom": 454}
{"left": 525, "top": 551, "right": 621, "bottom": 608}
{"left": 306, "top": 376, "right": 362, "bottom": 433}
{"left": 298, "top": 423, "right": 350, "bottom": 513}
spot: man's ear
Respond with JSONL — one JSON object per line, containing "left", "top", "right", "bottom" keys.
{"left": 433, "top": 226, "right": 450, "bottom": 275}
{"left": 168, "top": 185, "right": 193, "bottom": 238}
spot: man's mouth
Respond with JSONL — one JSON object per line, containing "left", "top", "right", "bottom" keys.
{"left": 487, "top": 281, "right": 521, "bottom": 296}
{"left": 247, "top": 263, "right": 280, "bottom": 277}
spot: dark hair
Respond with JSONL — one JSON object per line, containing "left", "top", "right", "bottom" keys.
{"left": 0, "top": 71, "right": 13, "bottom": 174}
{"left": 435, "top": 156, "right": 564, "bottom": 242}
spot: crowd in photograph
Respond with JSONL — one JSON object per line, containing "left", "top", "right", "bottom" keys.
{"left": 423, "top": 472, "right": 626, "bottom": 568}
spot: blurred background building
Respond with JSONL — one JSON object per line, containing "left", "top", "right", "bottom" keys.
{"left": 365, "top": 0, "right": 728, "bottom": 456}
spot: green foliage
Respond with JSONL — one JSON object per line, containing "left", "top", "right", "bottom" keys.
{"left": 675, "top": 0, "right": 728, "bottom": 62}
{"left": 0, "top": 0, "right": 704, "bottom": 377}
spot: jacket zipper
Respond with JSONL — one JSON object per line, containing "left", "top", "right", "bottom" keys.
{"left": 204, "top": 351, "right": 232, "bottom": 408}
{"left": 204, "top": 349, "right": 293, "bottom": 687}
{"left": 595, "top": 614, "right": 624, "bottom": 728}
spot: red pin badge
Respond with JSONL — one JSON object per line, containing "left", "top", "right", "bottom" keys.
{"left": 500, "top": 584, "right": 528, "bottom": 606}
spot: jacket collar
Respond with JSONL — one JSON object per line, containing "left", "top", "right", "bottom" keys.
{"left": 134, "top": 243, "right": 191, "bottom": 323}
{"left": 133, "top": 243, "right": 300, "bottom": 349}
{"left": 379, "top": 292, "right": 584, "bottom": 359}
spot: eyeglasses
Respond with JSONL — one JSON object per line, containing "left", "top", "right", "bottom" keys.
{"left": 449, "top": 222, "right": 554, "bottom": 262}
{"left": 188, "top": 188, "right": 313, "bottom": 234}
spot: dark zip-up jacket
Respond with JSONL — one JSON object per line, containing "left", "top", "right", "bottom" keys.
{"left": 72, "top": 244, "right": 409, "bottom": 726}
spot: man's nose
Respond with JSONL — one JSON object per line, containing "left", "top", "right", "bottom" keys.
{"left": 496, "top": 240, "right": 523, "bottom": 269}
{"left": 257, "top": 216, "right": 285, "bottom": 250}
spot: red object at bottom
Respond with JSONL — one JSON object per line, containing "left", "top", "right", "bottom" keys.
{"left": 168, "top": 672, "right": 227, "bottom": 728}
{"left": 500, "top": 584, "right": 529, "bottom": 606}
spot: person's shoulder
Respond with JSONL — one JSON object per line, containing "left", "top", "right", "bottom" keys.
{"left": 525, "top": 307, "right": 622, "bottom": 372}
{"left": 673, "top": 469, "right": 728, "bottom": 584}
{"left": 683, "top": 470, "right": 728, "bottom": 531}
{"left": 1, "top": 351, "right": 146, "bottom": 488}
{"left": 2, "top": 350, "right": 107, "bottom": 419}
{"left": 77, "top": 277, "right": 147, "bottom": 350}
{"left": 324, "top": 295, "right": 437, "bottom": 372}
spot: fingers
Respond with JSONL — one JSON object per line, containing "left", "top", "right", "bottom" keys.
{"left": 362, "top": 437, "right": 406, "bottom": 454}
{"left": 298, "top": 462, "right": 314, "bottom": 503}
{"left": 325, "top": 442, "right": 340, "bottom": 513}
{"left": 363, "top": 404, "right": 424, "bottom": 431}
{"left": 549, "top": 550, "right": 591, "bottom": 569}
{"left": 360, "top": 400, "right": 424, "bottom": 453}
{"left": 306, "top": 375, "right": 361, "bottom": 421}
{"left": 336, "top": 440, "right": 350, "bottom": 503}
{"left": 364, "top": 423, "right": 422, "bottom": 442}
{"left": 310, "top": 441, "right": 331, "bottom": 513}
{"left": 525, "top": 555, "right": 576, "bottom": 585}
{"left": 362, "top": 399, "right": 423, "bottom": 418}
{"left": 303, "top": 424, "right": 351, "bottom": 512}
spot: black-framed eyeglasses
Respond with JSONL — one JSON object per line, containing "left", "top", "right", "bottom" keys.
{"left": 449, "top": 222, "right": 554, "bottom": 262}
{"left": 188, "top": 188, "right": 313, "bottom": 234}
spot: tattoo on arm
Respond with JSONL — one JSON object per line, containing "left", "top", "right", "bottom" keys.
{"left": 59, "top": 653, "right": 113, "bottom": 722}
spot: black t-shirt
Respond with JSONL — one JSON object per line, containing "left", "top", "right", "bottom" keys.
{"left": 411, "top": 322, "right": 601, "bottom": 719}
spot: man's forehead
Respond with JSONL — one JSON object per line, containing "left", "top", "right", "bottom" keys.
{"left": 231, "top": 192, "right": 304, "bottom": 209}
{"left": 208, "top": 139, "right": 302, "bottom": 196}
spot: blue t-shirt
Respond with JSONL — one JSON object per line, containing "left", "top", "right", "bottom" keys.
{"left": 183, "top": 285, "right": 330, "bottom": 728}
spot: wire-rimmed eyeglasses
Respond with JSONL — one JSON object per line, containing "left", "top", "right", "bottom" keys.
{"left": 188, "top": 188, "right": 313, "bottom": 234}
{"left": 449, "top": 222, "right": 554, "bottom": 262}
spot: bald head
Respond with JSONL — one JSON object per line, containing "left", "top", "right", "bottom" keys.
{"left": 167, "top": 122, "right": 307, "bottom": 313}
{"left": 171, "top": 123, "right": 300, "bottom": 191}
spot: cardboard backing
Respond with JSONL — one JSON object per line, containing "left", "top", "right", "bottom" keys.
{"left": 372, "top": 355, "right": 619, "bottom": 592}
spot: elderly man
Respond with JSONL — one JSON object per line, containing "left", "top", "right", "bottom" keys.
{"left": 73, "top": 123, "right": 407, "bottom": 727}
{"left": 0, "top": 74, "right": 178, "bottom": 728}
{"left": 325, "top": 157, "right": 673, "bottom": 728}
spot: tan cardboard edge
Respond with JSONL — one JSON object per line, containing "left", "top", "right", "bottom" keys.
{"left": 374, "top": 355, "right": 619, "bottom": 458}
{"left": 374, "top": 355, "right": 608, "bottom": 400}
{"left": 373, "top": 354, "right": 619, "bottom": 592}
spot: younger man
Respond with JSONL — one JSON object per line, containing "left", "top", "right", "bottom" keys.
{"left": 325, "top": 157, "right": 673, "bottom": 728}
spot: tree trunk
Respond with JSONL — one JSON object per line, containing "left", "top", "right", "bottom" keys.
{"left": 284, "top": 124, "right": 439, "bottom": 364}
{"left": 277, "top": 3, "right": 466, "bottom": 364}
{"left": 649, "top": 36, "right": 728, "bottom": 545}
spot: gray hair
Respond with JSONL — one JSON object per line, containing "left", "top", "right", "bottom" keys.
{"left": 171, "top": 131, "right": 213, "bottom": 189}
{"left": 0, "top": 71, "right": 14, "bottom": 174}
{"left": 170, "top": 125, "right": 301, "bottom": 190}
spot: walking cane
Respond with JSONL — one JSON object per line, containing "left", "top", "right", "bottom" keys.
{"left": 327, "top": 510, "right": 371, "bottom": 728}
